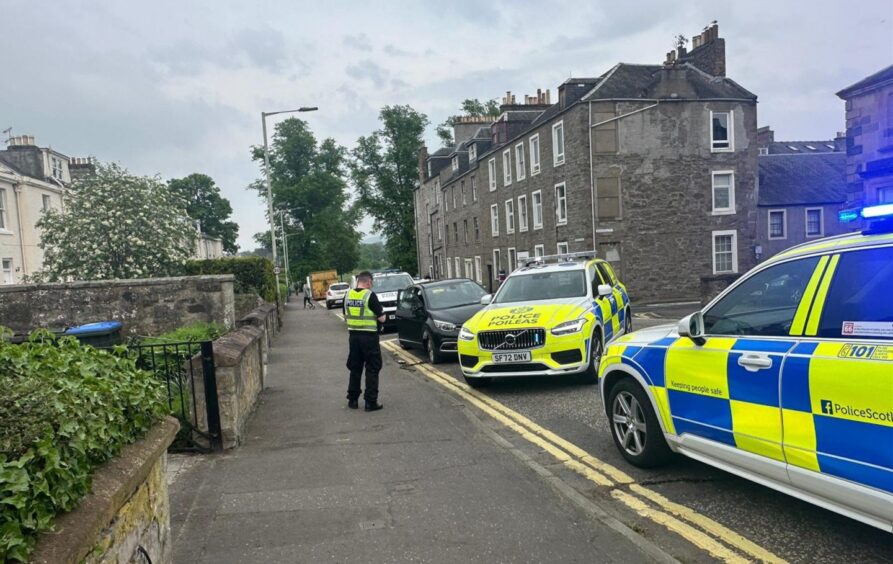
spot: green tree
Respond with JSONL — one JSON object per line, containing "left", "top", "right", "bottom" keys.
{"left": 435, "top": 98, "right": 501, "bottom": 146}
{"left": 357, "top": 241, "right": 389, "bottom": 272}
{"left": 351, "top": 105, "right": 428, "bottom": 274}
{"left": 249, "top": 119, "right": 360, "bottom": 283}
{"left": 167, "top": 173, "right": 240, "bottom": 253}
{"left": 36, "top": 163, "right": 194, "bottom": 281}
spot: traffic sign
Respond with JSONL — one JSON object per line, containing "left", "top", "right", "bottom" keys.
{"left": 273, "top": 266, "right": 281, "bottom": 275}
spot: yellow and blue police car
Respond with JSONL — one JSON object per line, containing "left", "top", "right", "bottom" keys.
{"left": 598, "top": 204, "right": 893, "bottom": 531}
{"left": 457, "top": 252, "right": 632, "bottom": 387}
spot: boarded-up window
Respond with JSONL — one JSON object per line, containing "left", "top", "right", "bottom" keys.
{"left": 597, "top": 177, "right": 621, "bottom": 220}
{"left": 592, "top": 103, "right": 618, "bottom": 154}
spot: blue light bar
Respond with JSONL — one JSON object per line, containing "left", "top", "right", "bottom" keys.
{"left": 838, "top": 203, "right": 893, "bottom": 223}
{"left": 838, "top": 208, "right": 860, "bottom": 223}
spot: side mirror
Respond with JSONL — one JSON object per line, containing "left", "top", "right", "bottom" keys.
{"left": 597, "top": 284, "right": 613, "bottom": 297}
{"left": 678, "top": 312, "right": 706, "bottom": 346}
{"left": 480, "top": 294, "right": 492, "bottom": 306}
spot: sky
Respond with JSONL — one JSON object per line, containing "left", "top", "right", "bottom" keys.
{"left": 2, "top": 1, "right": 891, "bottom": 250}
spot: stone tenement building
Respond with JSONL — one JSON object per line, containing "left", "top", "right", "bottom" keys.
{"left": 415, "top": 23, "right": 759, "bottom": 302}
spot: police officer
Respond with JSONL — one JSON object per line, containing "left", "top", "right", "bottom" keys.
{"left": 344, "top": 271, "right": 385, "bottom": 411}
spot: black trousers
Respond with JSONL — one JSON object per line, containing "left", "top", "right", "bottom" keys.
{"left": 346, "top": 331, "right": 382, "bottom": 403}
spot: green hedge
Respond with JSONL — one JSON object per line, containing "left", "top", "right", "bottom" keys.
{"left": 0, "top": 331, "right": 166, "bottom": 562}
{"left": 181, "top": 257, "right": 276, "bottom": 302}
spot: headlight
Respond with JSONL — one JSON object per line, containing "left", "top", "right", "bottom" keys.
{"left": 433, "top": 319, "right": 458, "bottom": 332}
{"left": 551, "top": 318, "right": 587, "bottom": 336}
{"left": 458, "top": 326, "right": 475, "bottom": 341}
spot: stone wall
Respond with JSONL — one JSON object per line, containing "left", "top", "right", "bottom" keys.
{"left": 30, "top": 417, "right": 179, "bottom": 564}
{"left": 0, "top": 275, "right": 235, "bottom": 337}
{"left": 192, "top": 303, "right": 278, "bottom": 449}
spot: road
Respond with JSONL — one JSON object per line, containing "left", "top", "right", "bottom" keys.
{"left": 328, "top": 301, "right": 893, "bottom": 563}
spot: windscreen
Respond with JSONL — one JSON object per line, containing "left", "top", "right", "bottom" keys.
{"left": 374, "top": 274, "right": 414, "bottom": 292}
{"left": 426, "top": 281, "right": 487, "bottom": 310}
{"left": 494, "top": 270, "right": 587, "bottom": 303}
{"left": 330, "top": 283, "right": 349, "bottom": 291}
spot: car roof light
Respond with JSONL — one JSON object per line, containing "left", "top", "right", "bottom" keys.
{"left": 839, "top": 203, "right": 893, "bottom": 234}
{"left": 862, "top": 203, "right": 893, "bottom": 219}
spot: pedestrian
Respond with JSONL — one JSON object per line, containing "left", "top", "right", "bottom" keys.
{"left": 343, "top": 271, "right": 385, "bottom": 412}
{"left": 303, "top": 287, "right": 315, "bottom": 309}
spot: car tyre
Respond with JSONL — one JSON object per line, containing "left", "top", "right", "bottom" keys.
{"left": 423, "top": 330, "right": 445, "bottom": 364}
{"left": 607, "top": 378, "right": 673, "bottom": 468}
{"left": 326, "top": 301, "right": 333, "bottom": 310}
{"left": 583, "top": 328, "right": 603, "bottom": 383}
{"left": 464, "top": 376, "right": 492, "bottom": 388}
{"left": 624, "top": 308, "right": 633, "bottom": 335}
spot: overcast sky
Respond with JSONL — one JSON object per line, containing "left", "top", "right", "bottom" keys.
{"left": 2, "top": 1, "right": 891, "bottom": 250}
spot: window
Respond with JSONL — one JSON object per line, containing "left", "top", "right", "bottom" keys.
{"left": 711, "top": 111, "right": 733, "bottom": 151}
{"left": 518, "top": 195, "right": 528, "bottom": 232}
{"left": 879, "top": 187, "right": 893, "bottom": 204}
{"left": 452, "top": 186, "right": 457, "bottom": 209}
{"left": 534, "top": 244, "right": 544, "bottom": 258}
{"left": 555, "top": 182, "right": 568, "bottom": 225}
{"left": 461, "top": 180, "right": 466, "bottom": 206}
{"left": 427, "top": 162, "right": 433, "bottom": 178}
{"left": 758, "top": 147, "right": 768, "bottom": 156}
{"left": 425, "top": 204, "right": 430, "bottom": 225}
{"left": 712, "top": 230, "right": 738, "bottom": 274}
{"left": 469, "top": 144, "right": 477, "bottom": 163}
{"left": 444, "top": 187, "right": 448, "bottom": 211}
{"left": 455, "top": 257, "right": 461, "bottom": 278}
{"left": 435, "top": 179, "right": 441, "bottom": 206}
{"left": 493, "top": 249, "right": 502, "bottom": 278}
{"left": 436, "top": 217, "right": 442, "bottom": 241}
{"left": 768, "top": 210, "right": 786, "bottom": 239}
{"left": 42, "top": 194, "right": 52, "bottom": 212}
{"left": 463, "top": 219, "right": 469, "bottom": 244}
{"left": 505, "top": 199, "right": 515, "bottom": 234}
{"left": 712, "top": 171, "right": 735, "bottom": 214}
{"left": 805, "top": 208, "right": 823, "bottom": 237}
{"left": 0, "top": 189, "right": 7, "bottom": 230}
{"left": 529, "top": 134, "right": 541, "bottom": 175}
{"left": 596, "top": 177, "right": 620, "bottom": 220}
{"left": 447, "top": 258, "right": 452, "bottom": 278}
{"left": 453, "top": 222, "right": 459, "bottom": 244}
{"left": 508, "top": 248, "right": 517, "bottom": 272}
{"left": 51, "top": 157, "right": 63, "bottom": 180}
{"left": 702, "top": 256, "right": 820, "bottom": 336}
{"left": 474, "top": 256, "right": 482, "bottom": 283}
{"left": 816, "top": 247, "right": 893, "bottom": 340}
{"left": 503, "top": 149, "right": 512, "bottom": 186}
{"left": 488, "top": 158, "right": 497, "bottom": 191}
{"left": 515, "top": 143, "right": 526, "bottom": 181}
{"left": 532, "top": 190, "right": 543, "bottom": 229}
{"left": 465, "top": 258, "right": 473, "bottom": 279}
{"left": 471, "top": 176, "right": 477, "bottom": 201}
{"left": 490, "top": 204, "right": 499, "bottom": 236}
{"left": 437, "top": 256, "right": 443, "bottom": 278}
{"left": 2, "top": 258, "right": 12, "bottom": 285}
{"left": 451, "top": 156, "right": 459, "bottom": 171}
{"left": 552, "top": 121, "right": 565, "bottom": 165}
{"left": 557, "top": 241, "right": 569, "bottom": 255}
{"left": 473, "top": 217, "right": 480, "bottom": 241}
{"left": 599, "top": 242, "right": 622, "bottom": 277}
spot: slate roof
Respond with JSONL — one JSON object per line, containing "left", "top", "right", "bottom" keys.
{"left": 583, "top": 63, "right": 757, "bottom": 101}
{"left": 767, "top": 141, "right": 838, "bottom": 154}
{"left": 837, "top": 64, "right": 893, "bottom": 98}
{"left": 758, "top": 152, "right": 846, "bottom": 206}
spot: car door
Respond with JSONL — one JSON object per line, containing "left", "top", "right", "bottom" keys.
{"left": 411, "top": 288, "right": 430, "bottom": 342}
{"left": 596, "top": 261, "right": 626, "bottom": 336}
{"left": 781, "top": 247, "right": 893, "bottom": 525}
{"left": 590, "top": 265, "right": 615, "bottom": 341}
{"left": 664, "top": 256, "right": 822, "bottom": 482}
{"left": 395, "top": 287, "right": 418, "bottom": 343}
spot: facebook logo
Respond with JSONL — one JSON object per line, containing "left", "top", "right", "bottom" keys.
{"left": 820, "top": 400, "right": 834, "bottom": 415}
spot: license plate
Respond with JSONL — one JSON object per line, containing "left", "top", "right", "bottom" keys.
{"left": 492, "top": 351, "right": 531, "bottom": 363}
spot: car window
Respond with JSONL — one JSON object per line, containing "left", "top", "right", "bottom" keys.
{"left": 602, "top": 262, "right": 620, "bottom": 284}
{"left": 397, "top": 287, "right": 416, "bottom": 310}
{"left": 816, "top": 247, "right": 893, "bottom": 340}
{"left": 330, "top": 283, "right": 349, "bottom": 291}
{"left": 591, "top": 267, "right": 605, "bottom": 296}
{"left": 425, "top": 281, "right": 487, "bottom": 309}
{"left": 596, "top": 263, "right": 615, "bottom": 286}
{"left": 494, "top": 270, "right": 587, "bottom": 303}
{"left": 374, "top": 274, "right": 414, "bottom": 292}
{"left": 703, "top": 256, "right": 820, "bottom": 337}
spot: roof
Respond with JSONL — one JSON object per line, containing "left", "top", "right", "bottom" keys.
{"left": 583, "top": 63, "right": 757, "bottom": 101}
{"left": 837, "top": 64, "right": 893, "bottom": 99}
{"left": 768, "top": 141, "right": 838, "bottom": 154}
{"left": 758, "top": 152, "right": 846, "bottom": 206}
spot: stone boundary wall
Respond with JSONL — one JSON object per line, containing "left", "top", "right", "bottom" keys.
{"left": 192, "top": 303, "right": 278, "bottom": 449}
{"left": 30, "top": 417, "right": 179, "bottom": 564}
{"left": 0, "top": 275, "right": 236, "bottom": 337}
{"left": 700, "top": 273, "right": 740, "bottom": 306}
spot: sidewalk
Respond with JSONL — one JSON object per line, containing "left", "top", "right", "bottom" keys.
{"left": 170, "top": 302, "right": 656, "bottom": 563}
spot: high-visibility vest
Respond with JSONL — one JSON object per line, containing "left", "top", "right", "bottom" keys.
{"left": 344, "top": 288, "right": 378, "bottom": 332}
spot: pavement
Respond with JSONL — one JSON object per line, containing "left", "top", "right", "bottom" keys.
{"left": 169, "top": 302, "right": 676, "bottom": 563}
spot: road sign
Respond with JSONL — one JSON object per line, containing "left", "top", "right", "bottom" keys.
{"left": 273, "top": 266, "right": 281, "bottom": 275}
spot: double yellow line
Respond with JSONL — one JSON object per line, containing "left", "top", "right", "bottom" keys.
{"left": 382, "top": 340, "right": 785, "bottom": 564}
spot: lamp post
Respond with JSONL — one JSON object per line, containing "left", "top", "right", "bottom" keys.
{"left": 261, "top": 106, "right": 317, "bottom": 304}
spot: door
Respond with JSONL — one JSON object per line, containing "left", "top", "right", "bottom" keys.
{"left": 410, "top": 288, "right": 429, "bottom": 342}
{"left": 590, "top": 265, "right": 617, "bottom": 341}
{"left": 781, "top": 248, "right": 893, "bottom": 522}
{"left": 665, "top": 256, "right": 821, "bottom": 480}
{"left": 395, "top": 287, "right": 419, "bottom": 343}
{"left": 596, "top": 262, "right": 622, "bottom": 337}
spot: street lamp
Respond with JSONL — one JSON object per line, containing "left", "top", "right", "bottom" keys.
{"left": 274, "top": 207, "right": 306, "bottom": 300}
{"left": 261, "top": 106, "right": 318, "bottom": 305}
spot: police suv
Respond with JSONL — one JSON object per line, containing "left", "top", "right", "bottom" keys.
{"left": 457, "top": 252, "right": 632, "bottom": 387}
{"left": 598, "top": 203, "right": 893, "bottom": 531}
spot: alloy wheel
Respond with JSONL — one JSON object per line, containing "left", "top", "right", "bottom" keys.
{"left": 612, "top": 391, "right": 647, "bottom": 456}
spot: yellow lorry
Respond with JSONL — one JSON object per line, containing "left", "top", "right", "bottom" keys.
{"left": 306, "top": 270, "right": 339, "bottom": 301}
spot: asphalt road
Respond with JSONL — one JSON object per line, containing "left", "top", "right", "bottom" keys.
{"left": 366, "top": 302, "right": 893, "bottom": 564}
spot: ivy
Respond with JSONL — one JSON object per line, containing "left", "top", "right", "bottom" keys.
{"left": 0, "top": 332, "right": 166, "bottom": 562}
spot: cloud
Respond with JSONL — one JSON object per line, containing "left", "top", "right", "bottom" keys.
{"left": 345, "top": 59, "right": 392, "bottom": 88}
{"left": 343, "top": 33, "right": 373, "bottom": 51}
{"left": 384, "top": 44, "right": 413, "bottom": 57}
{"left": 150, "top": 26, "right": 289, "bottom": 75}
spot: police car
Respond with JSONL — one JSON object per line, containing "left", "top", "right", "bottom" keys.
{"left": 457, "top": 252, "right": 632, "bottom": 387}
{"left": 598, "top": 203, "right": 893, "bottom": 531}
{"left": 371, "top": 271, "right": 415, "bottom": 330}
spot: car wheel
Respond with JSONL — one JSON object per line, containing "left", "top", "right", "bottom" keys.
{"left": 583, "top": 328, "right": 603, "bottom": 382}
{"left": 624, "top": 308, "right": 633, "bottom": 334}
{"left": 607, "top": 378, "right": 673, "bottom": 468}
{"left": 464, "top": 376, "right": 491, "bottom": 388}
{"left": 326, "top": 301, "right": 333, "bottom": 309}
{"left": 423, "top": 330, "right": 444, "bottom": 364}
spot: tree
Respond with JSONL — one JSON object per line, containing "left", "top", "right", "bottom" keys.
{"left": 351, "top": 105, "right": 428, "bottom": 274}
{"left": 435, "top": 98, "right": 501, "bottom": 146}
{"left": 249, "top": 119, "right": 360, "bottom": 282}
{"left": 37, "top": 163, "right": 194, "bottom": 281}
{"left": 357, "top": 241, "right": 389, "bottom": 272}
{"left": 167, "top": 173, "right": 239, "bottom": 253}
